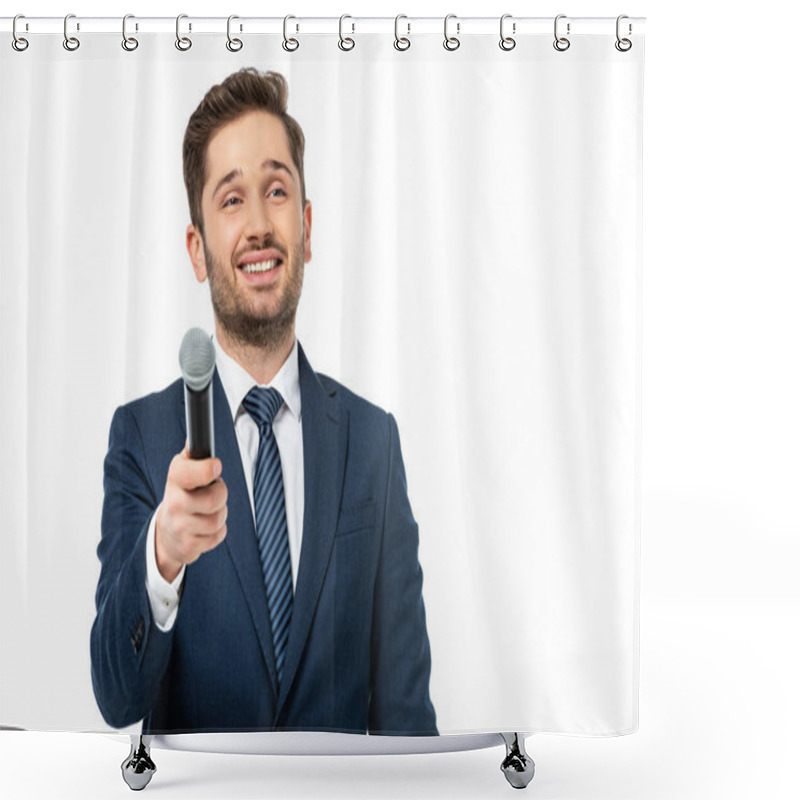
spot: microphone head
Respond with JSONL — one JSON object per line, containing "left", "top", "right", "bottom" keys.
{"left": 179, "top": 328, "right": 216, "bottom": 391}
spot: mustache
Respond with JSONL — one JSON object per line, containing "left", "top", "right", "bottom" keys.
{"left": 232, "top": 236, "right": 288, "bottom": 265}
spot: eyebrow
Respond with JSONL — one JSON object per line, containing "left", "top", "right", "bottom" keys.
{"left": 210, "top": 159, "right": 296, "bottom": 200}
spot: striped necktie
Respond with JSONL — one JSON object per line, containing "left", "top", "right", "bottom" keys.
{"left": 241, "top": 386, "right": 293, "bottom": 684}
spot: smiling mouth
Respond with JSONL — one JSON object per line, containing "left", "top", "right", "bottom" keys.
{"left": 240, "top": 258, "right": 282, "bottom": 274}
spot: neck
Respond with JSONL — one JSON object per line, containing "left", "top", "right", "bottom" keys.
{"left": 215, "top": 322, "right": 295, "bottom": 386}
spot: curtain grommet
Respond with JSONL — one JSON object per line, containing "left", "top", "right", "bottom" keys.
{"left": 121, "top": 14, "right": 139, "bottom": 52}
{"left": 338, "top": 14, "right": 355, "bottom": 51}
{"left": 12, "top": 15, "right": 29, "bottom": 51}
{"left": 553, "top": 14, "right": 570, "bottom": 52}
{"left": 176, "top": 14, "right": 192, "bottom": 51}
{"left": 443, "top": 14, "right": 460, "bottom": 51}
{"left": 226, "top": 15, "right": 243, "bottom": 52}
{"left": 499, "top": 14, "right": 516, "bottom": 51}
{"left": 282, "top": 15, "right": 299, "bottom": 52}
{"left": 63, "top": 13, "right": 80, "bottom": 51}
{"left": 394, "top": 15, "right": 411, "bottom": 51}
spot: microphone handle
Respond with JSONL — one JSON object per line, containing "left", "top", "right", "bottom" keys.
{"left": 184, "top": 382, "right": 215, "bottom": 459}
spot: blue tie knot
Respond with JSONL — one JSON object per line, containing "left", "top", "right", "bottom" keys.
{"left": 242, "top": 386, "right": 284, "bottom": 433}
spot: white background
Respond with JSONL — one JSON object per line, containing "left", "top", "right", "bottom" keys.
{"left": 1, "top": 1, "right": 798, "bottom": 799}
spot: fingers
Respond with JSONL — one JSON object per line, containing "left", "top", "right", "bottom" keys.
{"left": 185, "top": 487, "right": 228, "bottom": 536}
{"left": 173, "top": 473, "right": 228, "bottom": 520}
{"left": 169, "top": 520, "right": 228, "bottom": 567}
{"left": 161, "top": 478, "right": 228, "bottom": 537}
{"left": 199, "top": 525, "right": 228, "bottom": 554}
{"left": 155, "top": 450, "right": 230, "bottom": 580}
{"left": 170, "top": 450, "right": 223, "bottom": 491}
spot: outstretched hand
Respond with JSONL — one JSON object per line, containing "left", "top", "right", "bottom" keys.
{"left": 155, "top": 445, "right": 228, "bottom": 582}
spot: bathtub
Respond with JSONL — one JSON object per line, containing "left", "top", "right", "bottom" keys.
{"left": 119, "top": 731, "right": 535, "bottom": 790}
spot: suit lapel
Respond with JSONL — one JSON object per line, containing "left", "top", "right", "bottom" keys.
{"left": 276, "top": 346, "right": 348, "bottom": 717}
{"left": 212, "top": 370, "right": 280, "bottom": 699}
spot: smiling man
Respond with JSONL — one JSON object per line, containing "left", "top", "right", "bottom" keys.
{"left": 90, "top": 69, "right": 437, "bottom": 736}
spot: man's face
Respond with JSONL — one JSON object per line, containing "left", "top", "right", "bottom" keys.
{"left": 187, "top": 109, "right": 312, "bottom": 350}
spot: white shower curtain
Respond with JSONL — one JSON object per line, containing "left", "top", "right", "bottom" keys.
{"left": 0, "top": 20, "right": 643, "bottom": 736}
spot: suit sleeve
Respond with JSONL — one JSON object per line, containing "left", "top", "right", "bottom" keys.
{"left": 368, "top": 413, "right": 438, "bottom": 735}
{"left": 90, "top": 405, "right": 176, "bottom": 729}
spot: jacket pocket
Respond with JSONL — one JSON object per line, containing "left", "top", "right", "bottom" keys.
{"left": 335, "top": 500, "right": 376, "bottom": 537}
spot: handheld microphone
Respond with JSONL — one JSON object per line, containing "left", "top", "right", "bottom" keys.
{"left": 179, "top": 328, "right": 216, "bottom": 460}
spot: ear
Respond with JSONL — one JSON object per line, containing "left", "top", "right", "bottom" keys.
{"left": 303, "top": 200, "right": 312, "bottom": 263}
{"left": 186, "top": 223, "right": 207, "bottom": 282}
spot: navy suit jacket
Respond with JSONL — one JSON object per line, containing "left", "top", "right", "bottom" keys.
{"left": 90, "top": 346, "right": 436, "bottom": 735}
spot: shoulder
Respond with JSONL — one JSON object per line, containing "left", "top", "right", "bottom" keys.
{"left": 108, "top": 378, "right": 184, "bottom": 446}
{"left": 315, "top": 371, "right": 401, "bottom": 454}
{"left": 317, "top": 372, "right": 391, "bottom": 424}
{"left": 119, "top": 378, "right": 184, "bottom": 422}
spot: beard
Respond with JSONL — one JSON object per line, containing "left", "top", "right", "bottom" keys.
{"left": 204, "top": 234, "right": 305, "bottom": 353}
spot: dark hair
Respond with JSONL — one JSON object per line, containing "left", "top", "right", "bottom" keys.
{"left": 183, "top": 68, "right": 306, "bottom": 234}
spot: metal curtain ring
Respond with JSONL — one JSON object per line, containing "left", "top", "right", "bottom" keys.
{"left": 122, "top": 14, "right": 139, "bottom": 51}
{"left": 394, "top": 14, "right": 410, "bottom": 51}
{"left": 176, "top": 14, "right": 192, "bottom": 51}
{"left": 553, "top": 14, "right": 570, "bottom": 52}
{"left": 615, "top": 14, "right": 632, "bottom": 52}
{"left": 499, "top": 13, "right": 516, "bottom": 51}
{"left": 226, "top": 15, "right": 243, "bottom": 52}
{"left": 12, "top": 14, "right": 29, "bottom": 51}
{"left": 443, "top": 14, "right": 460, "bottom": 51}
{"left": 283, "top": 15, "right": 299, "bottom": 52}
{"left": 63, "top": 13, "right": 80, "bottom": 51}
{"left": 338, "top": 14, "right": 355, "bottom": 51}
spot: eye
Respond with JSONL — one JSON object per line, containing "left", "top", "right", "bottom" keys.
{"left": 268, "top": 186, "right": 287, "bottom": 199}
{"left": 221, "top": 195, "right": 241, "bottom": 208}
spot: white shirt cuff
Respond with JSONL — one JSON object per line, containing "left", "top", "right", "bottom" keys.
{"left": 145, "top": 505, "right": 185, "bottom": 632}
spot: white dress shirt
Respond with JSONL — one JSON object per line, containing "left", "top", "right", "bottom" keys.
{"left": 145, "top": 338, "right": 304, "bottom": 631}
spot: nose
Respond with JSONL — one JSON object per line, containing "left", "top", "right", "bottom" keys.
{"left": 243, "top": 195, "right": 273, "bottom": 243}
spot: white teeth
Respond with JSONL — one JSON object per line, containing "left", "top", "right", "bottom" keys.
{"left": 242, "top": 259, "right": 278, "bottom": 274}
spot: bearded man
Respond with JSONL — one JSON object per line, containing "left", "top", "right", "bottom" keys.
{"left": 90, "top": 68, "right": 436, "bottom": 736}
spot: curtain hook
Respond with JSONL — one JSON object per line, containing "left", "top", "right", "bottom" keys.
{"left": 122, "top": 14, "right": 139, "bottom": 51}
{"left": 226, "top": 15, "right": 243, "bottom": 52}
{"left": 12, "top": 14, "right": 29, "bottom": 52}
{"left": 338, "top": 14, "right": 355, "bottom": 51}
{"left": 615, "top": 15, "right": 632, "bottom": 52}
{"left": 443, "top": 14, "right": 460, "bottom": 51}
{"left": 499, "top": 14, "right": 516, "bottom": 51}
{"left": 394, "top": 14, "right": 411, "bottom": 51}
{"left": 63, "top": 13, "right": 80, "bottom": 51}
{"left": 176, "top": 14, "right": 192, "bottom": 51}
{"left": 553, "top": 14, "right": 570, "bottom": 52}
{"left": 283, "top": 15, "right": 299, "bottom": 52}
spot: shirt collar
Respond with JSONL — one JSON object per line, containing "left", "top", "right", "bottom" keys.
{"left": 213, "top": 336, "right": 301, "bottom": 424}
